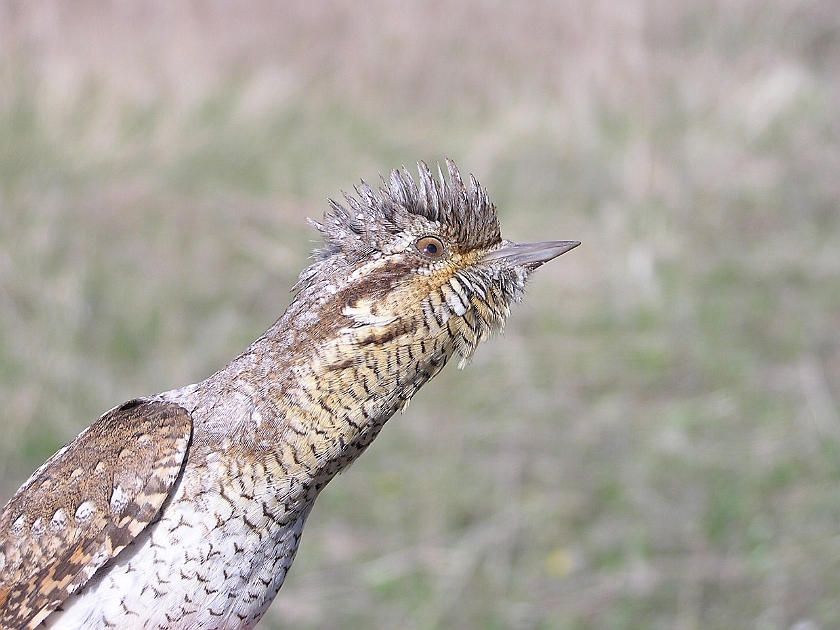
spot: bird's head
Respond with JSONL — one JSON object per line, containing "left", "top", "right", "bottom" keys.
{"left": 295, "top": 160, "right": 579, "bottom": 367}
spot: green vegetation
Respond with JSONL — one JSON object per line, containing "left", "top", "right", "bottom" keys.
{"left": 1, "top": 1, "right": 839, "bottom": 628}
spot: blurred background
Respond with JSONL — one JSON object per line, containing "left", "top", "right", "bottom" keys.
{"left": 1, "top": 1, "right": 839, "bottom": 628}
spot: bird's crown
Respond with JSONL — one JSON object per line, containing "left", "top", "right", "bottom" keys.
{"left": 311, "top": 159, "right": 502, "bottom": 265}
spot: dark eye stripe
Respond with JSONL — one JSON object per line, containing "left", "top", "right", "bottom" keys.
{"left": 415, "top": 236, "right": 446, "bottom": 259}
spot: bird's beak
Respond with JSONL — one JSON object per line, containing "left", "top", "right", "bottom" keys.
{"left": 480, "top": 240, "right": 580, "bottom": 267}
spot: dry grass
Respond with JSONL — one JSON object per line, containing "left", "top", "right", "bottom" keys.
{"left": 2, "top": 1, "right": 840, "bottom": 628}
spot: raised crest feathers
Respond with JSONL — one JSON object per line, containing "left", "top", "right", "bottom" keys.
{"left": 312, "top": 159, "right": 501, "bottom": 263}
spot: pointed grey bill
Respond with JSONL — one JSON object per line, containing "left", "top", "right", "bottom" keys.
{"left": 480, "top": 240, "right": 580, "bottom": 267}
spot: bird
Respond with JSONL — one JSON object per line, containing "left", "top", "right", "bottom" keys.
{"left": 0, "top": 160, "right": 579, "bottom": 630}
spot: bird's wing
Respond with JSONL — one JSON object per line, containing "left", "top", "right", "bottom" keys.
{"left": 0, "top": 399, "right": 192, "bottom": 630}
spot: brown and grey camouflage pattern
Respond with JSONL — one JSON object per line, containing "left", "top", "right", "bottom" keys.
{"left": 0, "top": 401, "right": 191, "bottom": 629}
{"left": 0, "top": 161, "right": 578, "bottom": 629}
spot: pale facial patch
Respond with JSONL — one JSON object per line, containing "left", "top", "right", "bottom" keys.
{"left": 342, "top": 297, "right": 398, "bottom": 327}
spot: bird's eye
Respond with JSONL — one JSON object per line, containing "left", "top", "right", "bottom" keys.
{"left": 415, "top": 236, "right": 445, "bottom": 259}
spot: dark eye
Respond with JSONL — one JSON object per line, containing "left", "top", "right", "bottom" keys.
{"left": 415, "top": 236, "right": 445, "bottom": 259}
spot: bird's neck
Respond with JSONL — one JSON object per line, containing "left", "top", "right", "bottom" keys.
{"left": 195, "top": 285, "right": 454, "bottom": 493}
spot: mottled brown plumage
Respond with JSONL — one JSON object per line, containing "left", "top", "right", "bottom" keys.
{"left": 0, "top": 160, "right": 578, "bottom": 630}
{"left": 0, "top": 402, "right": 191, "bottom": 629}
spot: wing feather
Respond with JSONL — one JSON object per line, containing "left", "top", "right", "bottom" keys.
{"left": 0, "top": 399, "right": 192, "bottom": 629}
